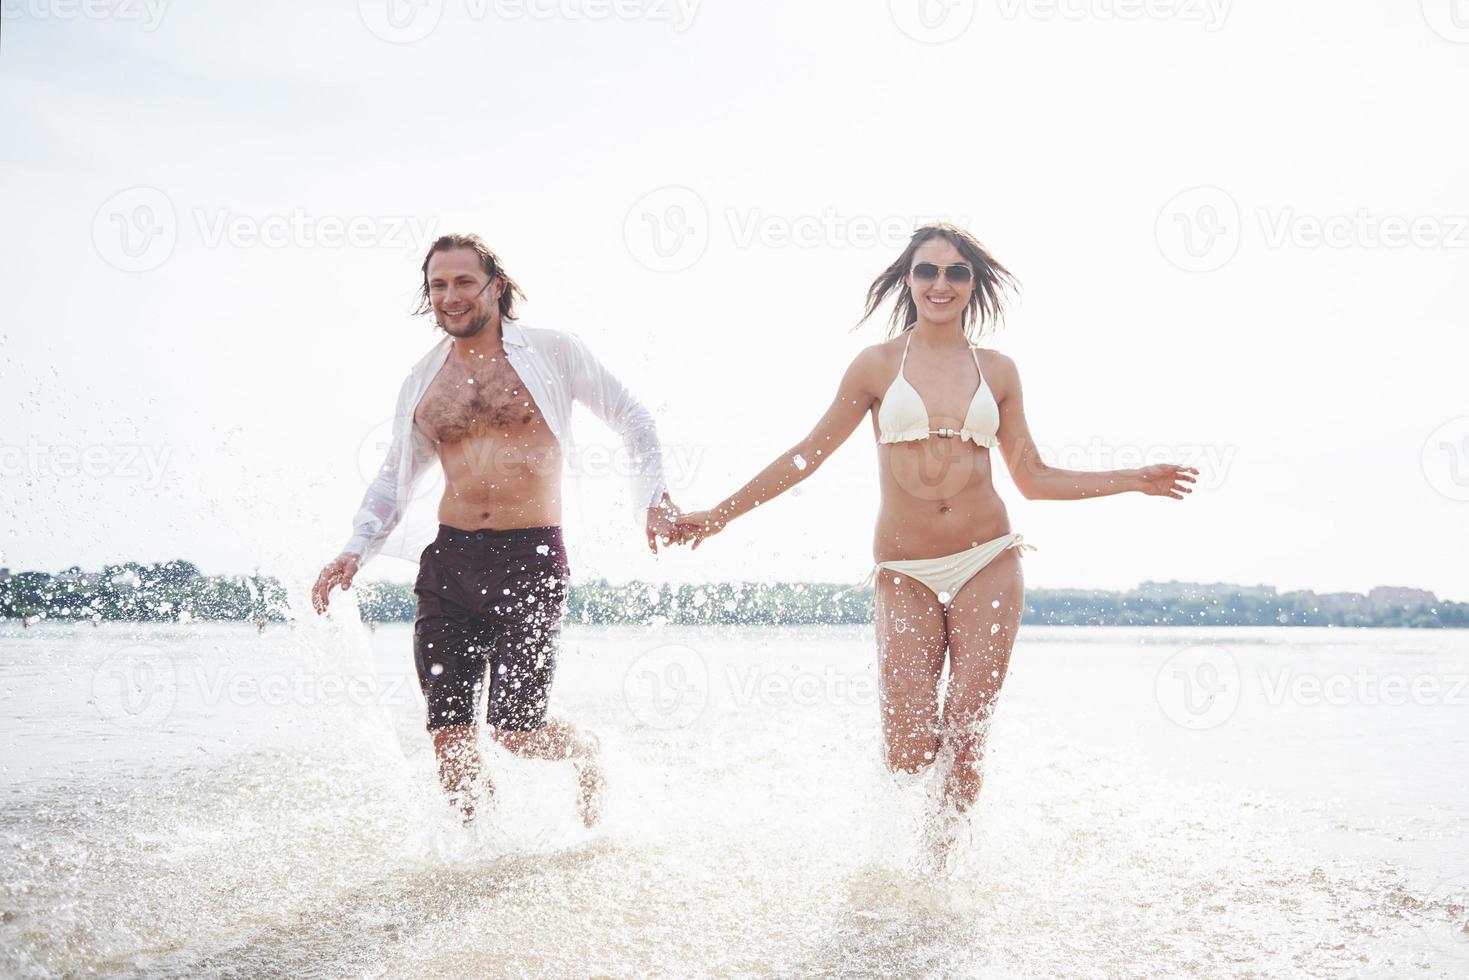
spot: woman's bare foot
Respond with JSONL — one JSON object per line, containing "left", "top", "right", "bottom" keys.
{"left": 575, "top": 760, "right": 605, "bottom": 828}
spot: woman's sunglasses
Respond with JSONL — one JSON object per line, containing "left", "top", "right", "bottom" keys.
{"left": 910, "top": 262, "right": 973, "bottom": 285}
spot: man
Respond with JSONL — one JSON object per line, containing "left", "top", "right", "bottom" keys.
{"left": 312, "top": 233, "right": 682, "bottom": 826}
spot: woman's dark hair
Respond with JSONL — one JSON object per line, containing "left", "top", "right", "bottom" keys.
{"left": 860, "top": 223, "right": 1017, "bottom": 342}
{"left": 414, "top": 233, "right": 527, "bottom": 321}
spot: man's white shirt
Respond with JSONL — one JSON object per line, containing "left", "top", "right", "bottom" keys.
{"left": 345, "top": 319, "right": 668, "bottom": 567}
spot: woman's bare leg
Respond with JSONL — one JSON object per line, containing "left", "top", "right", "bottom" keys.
{"left": 876, "top": 571, "right": 949, "bottom": 774}
{"left": 940, "top": 547, "right": 1025, "bottom": 816}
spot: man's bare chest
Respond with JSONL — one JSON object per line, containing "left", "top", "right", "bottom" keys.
{"left": 414, "top": 357, "right": 547, "bottom": 444}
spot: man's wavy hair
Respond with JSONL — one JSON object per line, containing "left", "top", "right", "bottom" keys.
{"left": 414, "top": 233, "right": 527, "bottom": 322}
{"left": 859, "top": 223, "right": 1018, "bottom": 343}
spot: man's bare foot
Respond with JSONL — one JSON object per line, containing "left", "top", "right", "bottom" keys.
{"left": 449, "top": 789, "right": 478, "bottom": 826}
{"left": 575, "top": 760, "right": 605, "bottom": 828}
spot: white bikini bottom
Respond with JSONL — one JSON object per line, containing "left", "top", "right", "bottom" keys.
{"left": 860, "top": 532, "right": 1035, "bottom": 607}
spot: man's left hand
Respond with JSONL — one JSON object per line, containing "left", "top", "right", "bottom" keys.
{"left": 645, "top": 493, "right": 683, "bottom": 554}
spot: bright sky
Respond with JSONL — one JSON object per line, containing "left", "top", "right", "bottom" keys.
{"left": 2, "top": 0, "right": 1467, "bottom": 601}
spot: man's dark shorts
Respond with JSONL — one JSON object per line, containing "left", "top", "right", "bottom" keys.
{"left": 412, "top": 524, "right": 569, "bottom": 732}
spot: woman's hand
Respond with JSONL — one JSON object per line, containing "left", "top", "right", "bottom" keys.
{"left": 674, "top": 509, "right": 727, "bottom": 550}
{"left": 1136, "top": 464, "right": 1199, "bottom": 499}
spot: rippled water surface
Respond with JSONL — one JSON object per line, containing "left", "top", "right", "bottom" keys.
{"left": 2, "top": 618, "right": 1466, "bottom": 978}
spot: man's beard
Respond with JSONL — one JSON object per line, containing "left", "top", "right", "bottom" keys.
{"left": 439, "top": 309, "right": 494, "bottom": 338}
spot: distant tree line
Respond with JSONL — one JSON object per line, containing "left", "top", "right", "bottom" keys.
{"left": 3, "top": 563, "right": 1466, "bottom": 628}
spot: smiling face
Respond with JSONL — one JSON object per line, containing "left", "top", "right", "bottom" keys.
{"left": 426, "top": 247, "right": 504, "bottom": 339}
{"left": 906, "top": 236, "right": 974, "bottom": 329}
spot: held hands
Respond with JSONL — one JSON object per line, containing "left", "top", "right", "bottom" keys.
{"left": 646, "top": 493, "right": 683, "bottom": 554}
{"left": 672, "top": 508, "right": 727, "bottom": 551}
{"left": 646, "top": 493, "right": 727, "bottom": 552}
{"left": 644, "top": 496, "right": 728, "bottom": 553}
{"left": 311, "top": 552, "right": 361, "bottom": 614}
{"left": 1136, "top": 464, "right": 1200, "bottom": 500}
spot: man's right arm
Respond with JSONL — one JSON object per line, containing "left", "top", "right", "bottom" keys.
{"left": 313, "top": 376, "right": 426, "bottom": 613}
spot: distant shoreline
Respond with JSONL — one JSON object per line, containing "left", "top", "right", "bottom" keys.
{"left": 3, "top": 563, "right": 1464, "bottom": 629}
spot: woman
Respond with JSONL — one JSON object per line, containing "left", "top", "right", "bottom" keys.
{"left": 677, "top": 224, "right": 1197, "bottom": 856}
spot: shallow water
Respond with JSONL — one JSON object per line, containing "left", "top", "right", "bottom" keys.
{"left": 1, "top": 618, "right": 1466, "bottom": 978}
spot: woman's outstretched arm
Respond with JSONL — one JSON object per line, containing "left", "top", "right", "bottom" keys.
{"left": 679, "top": 348, "right": 880, "bottom": 545}
{"left": 989, "top": 352, "right": 1198, "bottom": 501}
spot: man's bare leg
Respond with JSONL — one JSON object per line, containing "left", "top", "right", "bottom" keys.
{"left": 492, "top": 717, "right": 604, "bottom": 828}
{"left": 431, "top": 723, "right": 487, "bottom": 823}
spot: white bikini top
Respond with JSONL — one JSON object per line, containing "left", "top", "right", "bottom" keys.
{"left": 877, "top": 335, "right": 1000, "bottom": 449}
